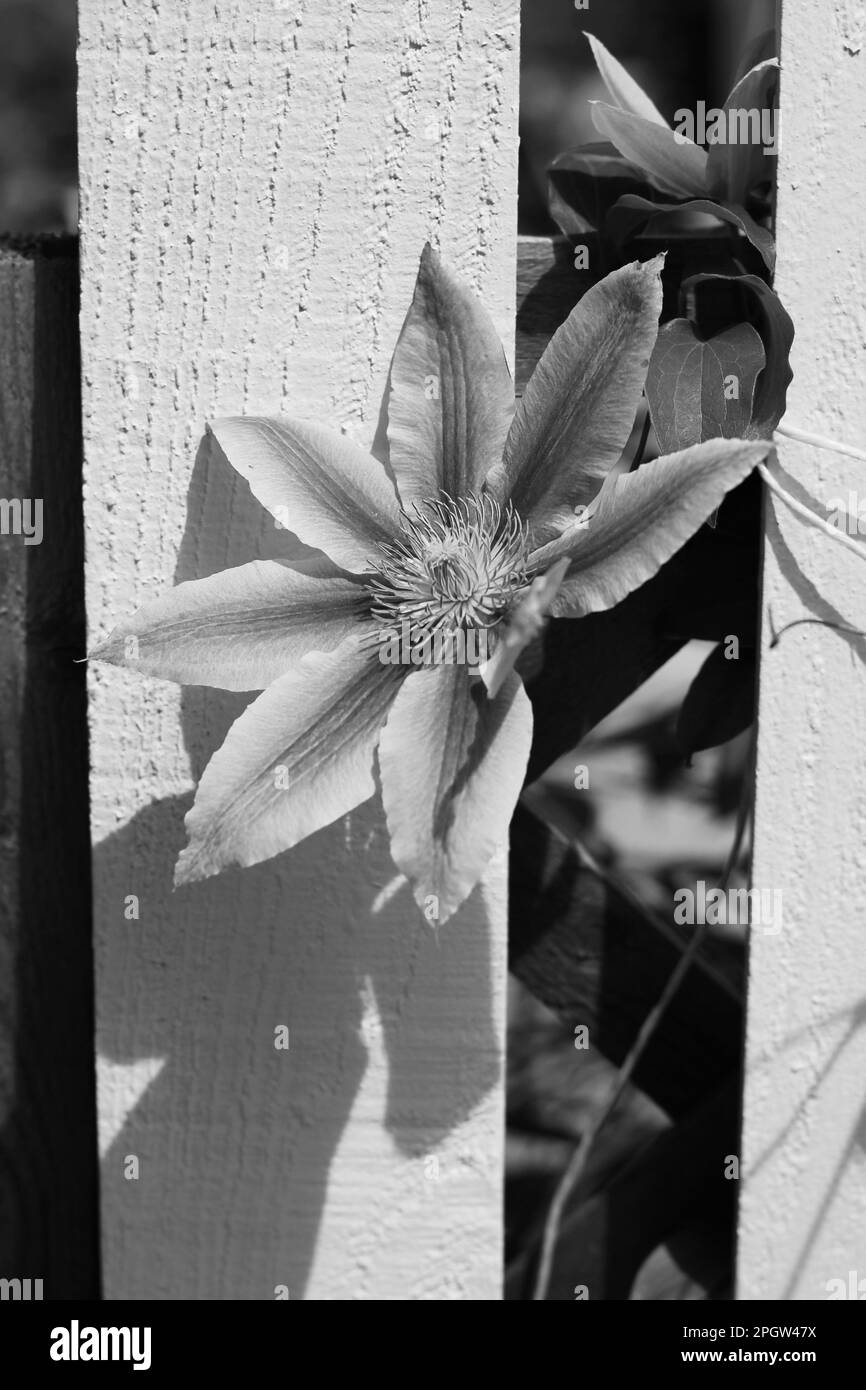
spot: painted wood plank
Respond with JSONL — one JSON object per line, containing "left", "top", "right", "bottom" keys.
{"left": 0, "top": 239, "right": 99, "bottom": 1297}
{"left": 80, "top": 1, "right": 519, "bottom": 1300}
{"left": 738, "top": 0, "right": 866, "bottom": 1300}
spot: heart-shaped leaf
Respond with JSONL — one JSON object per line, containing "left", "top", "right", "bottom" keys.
{"left": 681, "top": 274, "right": 794, "bottom": 440}
{"left": 645, "top": 319, "right": 766, "bottom": 455}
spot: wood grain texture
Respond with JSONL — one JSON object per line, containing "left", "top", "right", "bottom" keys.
{"left": 738, "top": 0, "right": 866, "bottom": 1299}
{"left": 515, "top": 235, "right": 596, "bottom": 394}
{"left": 80, "top": 0, "right": 519, "bottom": 1299}
{"left": 0, "top": 240, "right": 99, "bottom": 1297}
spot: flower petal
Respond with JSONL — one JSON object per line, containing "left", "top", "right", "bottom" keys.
{"left": 489, "top": 258, "right": 663, "bottom": 543}
{"left": 586, "top": 33, "right": 668, "bottom": 126}
{"left": 387, "top": 244, "right": 514, "bottom": 508}
{"left": 534, "top": 438, "right": 771, "bottom": 618}
{"left": 479, "top": 559, "right": 570, "bottom": 699}
{"left": 590, "top": 101, "right": 708, "bottom": 199}
{"left": 210, "top": 416, "right": 402, "bottom": 574}
{"left": 91, "top": 558, "right": 366, "bottom": 691}
{"left": 175, "top": 634, "right": 402, "bottom": 884}
{"left": 706, "top": 59, "right": 779, "bottom": 205}
{"left": 378, "top": 664, "right": 533, "bottom": 924}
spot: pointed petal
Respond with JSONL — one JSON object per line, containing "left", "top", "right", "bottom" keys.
{"left": 379, "top": 664, "right": 532, "bottom": 924}
{"left": 591, "top": 101, "right": 708, "bottom": 198}
{"left": 707, "top": 59, "right": 779, "bottom": 204}
{"left": 210, "top": 416, "right": 402, "bottom": 574}
{"left": 490, "top": 258, "right": 662, "bottom": 544}
{"left": 175, "top": 634, "right": 402, "bottom": 884}
{"left": 91, "top": 558, "right": 366, "bottom": 691}
{"left": 533, "top": 438, "right": 770, "bottom": 618}
{"left": 387, "top": 244, "right": 514, "bottom": 508}
{"left": 586, "top": 33, "right": 668, "bottom": 126}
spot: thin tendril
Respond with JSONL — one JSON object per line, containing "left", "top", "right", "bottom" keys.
{"left": 758, "top": 463, "right": 866, "bottom": 566}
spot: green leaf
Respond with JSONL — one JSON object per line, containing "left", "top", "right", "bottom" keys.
{"left": 534, "top": 438, "right": 769, "bottom": 619}
{"left": 210, "top": 415, "right": 402, "bottom": 575}
{"left": 175, "top": 635, "right": 402, "bottom": 885}
{"left": 645, "top": 319, "right": 766, "bottom": 455}
{"left": 489, "top": 258, "right": 663, "bottom": 545}
{"left": 608, "top": 194, "right": 775, "bottom": 272}
{"left": 590, "top": 102, "right": 708, "bottom": 199}
{"left": 585, "top": 33, "right": 668, "bottom": 126}
{"left": 387, "top": 244, "right": 514, "bottom": 510}
{"left": 547, "top": 142, "right": 656, "bottom": 237}
{"left": 378, "top": 664, "right": 533, "bottom": 924}
{"left": 677, "top": 642, "right": 756, "bottom": 757}
{"left": 92, "top": 558, "right": 366, "bottom": 691}
{"left": 521, "top": 516, "right": 760, "bottom": 781}
{"left": 506, "top": 1078, "right": 739, "bottom": 1299}
{"left": 681, "top": 274, "right": 794, "bottom": 439}
{"left": 508, "top": 805, "right": 743, "bottom": 1120}
{"left": 630, "top": 1217, "right": 733, "bottom": 1301}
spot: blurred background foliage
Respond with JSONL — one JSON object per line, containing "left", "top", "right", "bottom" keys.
{"left": 3, "top": 0, "right": 776, "bottom": 1299}
{"left": 520, "top": 0, "right": 775, "bottom": 232}
{"left": 512, "top": 0, "right": 776, "bottom": 1299}
{"left": 0, "top": 0, "right": 76, "bottom": 233}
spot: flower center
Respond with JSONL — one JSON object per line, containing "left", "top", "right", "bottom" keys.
{"left": 368, "top": 493, "right": 528, "bottom": 658}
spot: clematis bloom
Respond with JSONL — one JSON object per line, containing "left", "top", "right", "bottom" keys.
{"left": 93, "top": 246, "right": 770, "bottom": 923}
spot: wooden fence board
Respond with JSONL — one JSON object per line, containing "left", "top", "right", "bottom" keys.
{"left": 80, "top": 0, "right": 520, "bottom": 1300}
{"left": 738, "top": 0, "right": 866, "bottom": 1299}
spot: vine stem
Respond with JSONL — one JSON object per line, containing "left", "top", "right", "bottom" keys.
{"left": 757, "top": 462, "right": 866, "bottom": 566}
{"left": 566, "top": 833, "right": 741, "bottom": 1006}
{"left": 776, "top": 422, "right": 866, "bottom": 464}
{"left": 531, "top": 734, "right": 755, "bottom": 1301}
{"left": 769, "top": 616, "right": 866, "bottom": 647}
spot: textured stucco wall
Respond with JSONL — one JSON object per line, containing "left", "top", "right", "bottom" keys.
{"left": 738, "top": 0, "right": 866, "bottom": 1300}
{"left": 80, "top": 0, "right": 519, "bottom": 1299}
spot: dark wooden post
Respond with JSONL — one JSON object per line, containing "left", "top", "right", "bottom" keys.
{"left": 0, "top": 238, "right": 98, "bottom": 1299}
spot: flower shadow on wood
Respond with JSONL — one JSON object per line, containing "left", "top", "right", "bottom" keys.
{"left": 93, "top": 434, "right": 501, "bottom": 1299}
